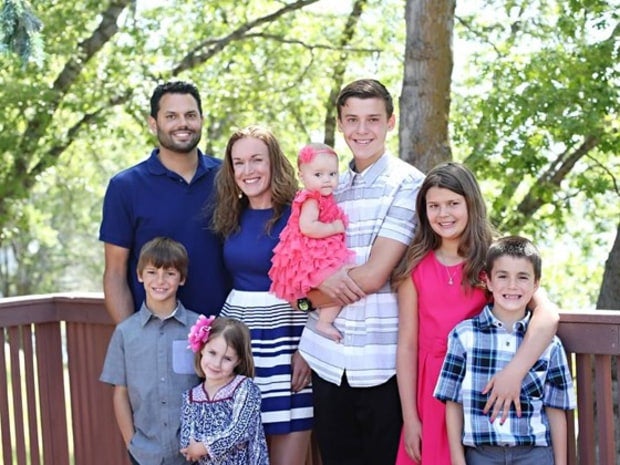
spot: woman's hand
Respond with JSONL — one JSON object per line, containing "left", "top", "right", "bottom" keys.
{"left": 291, "top": 350, "right": 311, "bottom": 392}
{"left": 180, "top": 438, "right": 207, "bottom": 462}
{"left": 482, "top": 364, "right": 523, "bottom": 424}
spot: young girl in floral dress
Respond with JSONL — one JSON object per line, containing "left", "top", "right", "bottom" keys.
{"left": 180, "top": 316, "right": 268, "bottom": 465}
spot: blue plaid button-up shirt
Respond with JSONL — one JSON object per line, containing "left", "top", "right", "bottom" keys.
{"left": 434, "top": 304, "right": 575, "bottom": 447}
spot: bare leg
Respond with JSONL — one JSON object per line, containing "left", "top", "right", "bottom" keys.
{"left": 267, "top": 430, "right": 312, "bottom": 465}
{"left": 315, "top": 305, "right": 342, "bottom": 342}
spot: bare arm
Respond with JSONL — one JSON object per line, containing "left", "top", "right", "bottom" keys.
{"left": 298, "top": 197, "right": 345, "bottom": 239}
{"left": 445, "top": 401, "right": 466, "bottom": 465}
{"left": 113, "top": 385, "right": 134, "bottom": 447}
{"left": 103, "top": 243, "right": 135, "bottom": 324}
{"left": 396, "top": 278, "right": 422, "bottom": 462}
{"left": 309, "top": 236, "right": 407, "bottom": 307}
{"left": 483, "top": 287, "right": 559, "bottom": 422}
{"left": 547, "top": 407, "right": 568, "bottom": 465}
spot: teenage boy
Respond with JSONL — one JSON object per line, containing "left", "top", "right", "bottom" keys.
{"left": 298, "top": 79, "right": 425, "bottom": 464}
{"left": 100, "top": 80, "right": 230, "bottom": 323}
{"left": 100, "top": 237, "right": 200, "bottom": 465}
{"left": 434, "top": 236, "right": 575, "bottom": 465}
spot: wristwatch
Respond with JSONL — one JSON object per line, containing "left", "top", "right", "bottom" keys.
{"left": 297, "top": 297, "right": 315, "bottom": 312}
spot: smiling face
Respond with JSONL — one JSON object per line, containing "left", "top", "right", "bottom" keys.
{"left": 199, "top": 334, "right": 240, "bottom": 388}
{"left": 486, "top": 255, "right": 539, "bottom": 321}
{"left": 138, "top": 263, "right": 184, "bottom": 314}
{"left": 231, "top": 136, "right": 272, "bottom": 209}
{"left": 337, "top": 97, "right": 395, "bottom": 172}
{"left": 425, "top": 186, "right": 469, "bottom": 244}
{"left": 299, "top": 152, "right": 339, "bottom": 196}
{"left": 148, "top": 93, "right": 203, "bottom": 154}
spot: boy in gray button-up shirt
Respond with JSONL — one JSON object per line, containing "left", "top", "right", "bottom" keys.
{"left": 101, "top": 237, "right": 200, "bottom": 465}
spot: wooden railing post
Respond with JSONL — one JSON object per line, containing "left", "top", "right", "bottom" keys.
{"left": 35, "top": 322, "right": 70, "bottom": 465}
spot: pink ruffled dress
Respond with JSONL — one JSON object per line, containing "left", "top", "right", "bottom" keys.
{"left": 269, "top": 189, "right": 354, "bottom": 302}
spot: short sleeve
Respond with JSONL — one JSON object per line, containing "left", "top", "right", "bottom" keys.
{"left": 99, "top": 327, "right": 127, "bottom": 386}
{"left": 99, "top": 175, "right": 134, "bottom": 248}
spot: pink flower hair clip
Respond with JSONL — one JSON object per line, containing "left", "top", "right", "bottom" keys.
{"left": 187, "top": 315, "right": 216, "bottom": 353}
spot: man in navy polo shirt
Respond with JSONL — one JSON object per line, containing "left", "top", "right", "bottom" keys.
{"left": 99, "top": 81, "right": 230, "bottom": 323}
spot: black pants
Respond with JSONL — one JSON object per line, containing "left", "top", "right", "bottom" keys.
{"left": 311, "top": 371, "right": 403, "bottom": 465}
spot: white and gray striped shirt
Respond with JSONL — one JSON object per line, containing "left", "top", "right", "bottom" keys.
{"left": 299, "top": 153, "right": 424, "bottom": 387}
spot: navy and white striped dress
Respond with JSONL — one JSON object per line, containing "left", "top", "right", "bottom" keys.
{"left": 220, "top": 207, "right": 313, "bottom": 435}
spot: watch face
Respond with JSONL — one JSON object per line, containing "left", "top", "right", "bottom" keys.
{"left": 297, "top": 298, "right": 311, "bottom": 312}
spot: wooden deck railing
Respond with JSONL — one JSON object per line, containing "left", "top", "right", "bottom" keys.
{"left": 557, "top": 310, "right": 620, "bottom": 465}
{"left": 0, "top": 293, "right": 618, "bottom": 465}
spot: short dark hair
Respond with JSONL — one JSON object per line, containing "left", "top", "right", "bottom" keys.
{"left": 149, "top": 81, "right": 202, "bottom": 118}
{"left": 137, "top": 237, "right": 189, "bottom": 280}
{"left": 486, "top": 236, "right": 542, "bottom": 281}
{"left": 336, "top": 79, "right": 394, "bottom": 119}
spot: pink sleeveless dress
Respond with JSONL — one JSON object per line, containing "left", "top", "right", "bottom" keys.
{"left": 395, "top": 252, "right": 487, "bottom": 465}
{"left": 269, "top": 189, "right": 354, "bottom": 302}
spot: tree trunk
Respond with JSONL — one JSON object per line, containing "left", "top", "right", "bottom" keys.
{"left": 399, "top": 0, "right": 455, "bottom": 173}
{"left": 596, "top": 221, "right": 620, "bottom": 310}
{"left": 323, "top": 0, "right": 368, "bottom": 147}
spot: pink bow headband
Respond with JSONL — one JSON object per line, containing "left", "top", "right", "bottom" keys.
{"left": 187, "top": 315, "right": 216, "bottom": 353}
{"left": 298, "top": 144, "right": 338, "bottom": 166}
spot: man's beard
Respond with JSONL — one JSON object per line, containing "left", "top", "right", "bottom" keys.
{"left": 157, "top": 129, "right": 201, "bottom": 154}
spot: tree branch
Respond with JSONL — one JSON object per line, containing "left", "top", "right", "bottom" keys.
{"left": 16, "top": 0, "right": 132, "bottom": 169}
{"left": 585, "top": 152, "right": 620, "bottom": 197}
{"left": 27, "top": 91, "right": 132, "bottom": 182}
{"left": 242, "top": 31, "right": 379, "bottom": 54}
{"left": 172, "top": 0, "right": 320, "bottom": 75}
{"left": 505, "top": 134, "right": 599, "bottom": 230}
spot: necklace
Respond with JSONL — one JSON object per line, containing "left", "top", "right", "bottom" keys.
{"left": 444, "top": 265, "right": 458, "bottom": 285}
{"left": 436, "top": 250, "right": 460, "bottom": 285}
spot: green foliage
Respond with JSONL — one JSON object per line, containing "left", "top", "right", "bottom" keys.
{"left": 452, "top": 0, "right": 619, "bottom": 309}
{"left": 0, "top": 0, "right": 43, "bottom": 65}
{"left": 1, "top": 0, "right": 616, "bottom": 311}
{"left": 0, "top": 0, "right": 406, "bottom": 296}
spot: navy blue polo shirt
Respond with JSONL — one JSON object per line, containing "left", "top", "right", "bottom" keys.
{"left": 99, "top": 149, "right": 231, "bottom": 316}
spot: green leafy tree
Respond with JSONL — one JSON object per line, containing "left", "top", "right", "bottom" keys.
{"left": 0, "top": 0, "right": 404, "bottom": 296}
{"left": 449, "top": 0, "right": 619, "bottom": 309}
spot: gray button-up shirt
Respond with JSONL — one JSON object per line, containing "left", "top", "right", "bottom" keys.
{"left": 100, "top": 302, "right": 200, "bottom": 465}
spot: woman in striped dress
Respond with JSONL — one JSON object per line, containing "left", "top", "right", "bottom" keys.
{"left": 210, "top": 125, "right": 313, "bottom": 465}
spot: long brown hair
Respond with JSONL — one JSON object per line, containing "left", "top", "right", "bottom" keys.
{"left": 211, "top": 125, "right": 297, "bottom": 237}
{"left": 194, "top": 317, "right": 255, "bottom": 378}
{"left": 392, "top": 162, "right": 495, "bottom": 290}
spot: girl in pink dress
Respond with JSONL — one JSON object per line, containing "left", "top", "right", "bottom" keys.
{"left": 392, "top": 162, "right": 559, "bottom": 464}
{"left": 269, "top": 143, "right": 353, "bottom": 342}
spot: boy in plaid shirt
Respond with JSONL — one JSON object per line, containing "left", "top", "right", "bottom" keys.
{"left": 434, "top": 236, "right": 575, "bottom": 465}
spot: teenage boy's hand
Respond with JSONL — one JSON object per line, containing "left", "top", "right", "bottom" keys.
{"left": 317, "top": 266, "right": 364, "bottom": 306}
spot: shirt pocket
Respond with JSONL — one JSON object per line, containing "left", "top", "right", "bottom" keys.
{"left": 172, "top": 340, "right": 196, "bottom": 375}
